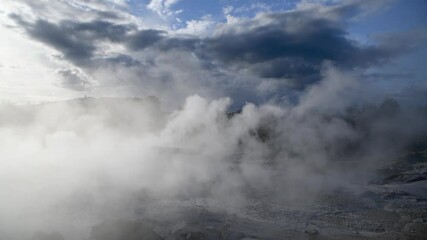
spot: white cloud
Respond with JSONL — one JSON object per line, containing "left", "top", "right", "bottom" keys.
{"left": 222, "top": 5, "right": 241, "bottom": 24}
{"left": 176, "top": 15, "right": 216, "bottom": 35}
{"left": 147, "top": 0, "right": 182, "bottom": 18}
{"left": 223, "top": 5, "right": 234, "bottom": 15}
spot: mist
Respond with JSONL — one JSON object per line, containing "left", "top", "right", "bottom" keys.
{"left": 1, "top": 65, "right": 426, "bottom": 239}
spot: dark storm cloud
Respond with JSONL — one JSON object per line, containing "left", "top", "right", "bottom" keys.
{"left": 126, "top": 29, "right": 167, "bottom": 50}
{"left": 10, "top": 14, "right": 95, "bottom": 66}
{"left": 157, "top": 37, "right": 199, "bottom": 52}
{"left": 10, "top": 14, "right": 135, "bottom": 67}
{"left": 204, "top": 18, "right": 350, "bottom": 64}
{"left": 125, "top": 29, "right": 199, "bottom": 53}
{"left": 193, "top": 13, "right": 398, "bottom": 87}
{"left": 96, "top": 54, "right": 141, "bottom": 67}
{"left": 57, "top": 69, "right": 89, "bottom": 90}
{"left": 121, "top": 9, "right": 405, "bottom": 88}
{"left": 66, "top": 20, "right": 134, "bottom": 42}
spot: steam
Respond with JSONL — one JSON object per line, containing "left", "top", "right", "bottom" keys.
{"left": 0, "top": 66, "right": 426, "bottom": 239}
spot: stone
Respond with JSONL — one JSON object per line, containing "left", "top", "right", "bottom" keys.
{"left": 90, "top": 220, "right": 164, "bottom": 240}
{"left": 303, "top": 224, "right": 319, "bottom": 235}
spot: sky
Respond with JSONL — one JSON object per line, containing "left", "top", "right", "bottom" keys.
{"left": 0, "top": 0, "right": 426, "bottom": 108}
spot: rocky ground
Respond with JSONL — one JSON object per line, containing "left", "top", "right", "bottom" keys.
{"left": 32, "top": 145, "right": 427, "bottom": 240}
{"left": 83, "top": 146, "right": 427, "bottom": 240}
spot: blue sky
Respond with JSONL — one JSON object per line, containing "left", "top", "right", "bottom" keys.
{"left": 346, "top": 0, "right": 427, "bottom": 101}
{"left": 130, "top": 0, "right": 426, "bottom": 31}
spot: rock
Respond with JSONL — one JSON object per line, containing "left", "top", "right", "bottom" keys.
{"left": 90, "top": 220, "right": 164, "bottom": 240}
{"left": 403, "top": 219, "right": 427, "bottom": 235}
{"left": 381, "top": 191, "right": 410, "bottom": 200}
{"left": 413, "top": 218, "right": 427, "bottom": 223}
{"left": 180, "top": 231, "right": 206, "bottom": 240}
{"left": 174, "top": 228, "right": 222, "bottom": 240}
{"left": 403, "top": 175, "right": 427, "bottom": 183}
{"left": 303, "top": 224, "right": 319, "bottom": 235}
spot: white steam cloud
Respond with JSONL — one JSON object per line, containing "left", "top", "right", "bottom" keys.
{"left": 0, "top": 66, "right": 426, "bottom": 240}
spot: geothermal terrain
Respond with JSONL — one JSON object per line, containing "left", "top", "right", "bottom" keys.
{"left": 89, "top": 151, "right": 427, "bottom": 240}
{"left": 1, "top": 0, "right": 426, "bottom": 239}
{"left": 1, "top": 97, "right": 426, "bottom": 240}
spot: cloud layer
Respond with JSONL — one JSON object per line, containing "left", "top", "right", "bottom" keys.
{"left": 4, "top": 0, "right": 421, "bottom": 107}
